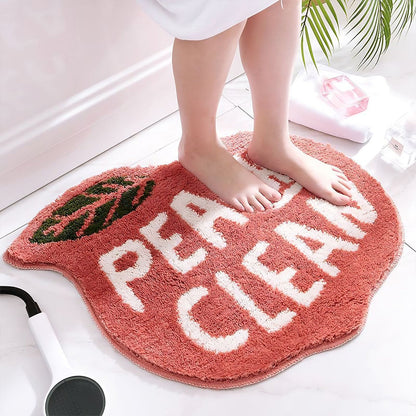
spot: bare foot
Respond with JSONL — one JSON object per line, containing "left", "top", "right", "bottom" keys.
{"left": 178, "top": 137, "right": 281, "bottom": 212}
{"left": 247, "top": 138, "right": 352, "bottom": 206}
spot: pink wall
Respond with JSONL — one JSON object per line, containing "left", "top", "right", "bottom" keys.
{"left": 0, "top": 0, "right": 245, "bottom": 209}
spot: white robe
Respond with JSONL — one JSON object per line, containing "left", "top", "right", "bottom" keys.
{"left": 136, "top": 0, "right": 281, "bottom": 40}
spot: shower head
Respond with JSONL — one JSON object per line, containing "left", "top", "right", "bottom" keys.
{"left": 1, "top": 286, "right": 106, "bottom": 416}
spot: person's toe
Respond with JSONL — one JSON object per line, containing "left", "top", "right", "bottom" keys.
{"left": 239, "top": 196, "right": 254, "bottom": 213}
{"left": 255, "top": 192, "right": 274, "bottom": 210}
{"left": 329, "top": 190, "right": 351, "bottom": 206}
{"left": 248, "top": 195, "right": 265, "bottom": 211}
{"left": 338, "top": 178, "right": 352, "bottom": 190}
{"left": 259, "top": 185, "right": 281, "bottom": 202}
{"left": 333, "top": 168, "right": 349, "bottom": 182}
{"left": 332, "top": 166, "right": 343, "bottom": 174}
{"left": 333, "top": 181, "right": 352, "bottom": 197}
{"left": 231, "top": 197, "right": 245, "bottom": 212}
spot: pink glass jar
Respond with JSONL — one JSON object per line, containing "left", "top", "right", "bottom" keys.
{"left": 321, "top": 75, "right": 369, "bottom": 117}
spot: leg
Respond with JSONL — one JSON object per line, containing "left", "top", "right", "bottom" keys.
{"left": 173, "top": 22, "right": 281, "bottom": 213}
{"left": 239, "top": 1, "right": 352, "bottom": 205}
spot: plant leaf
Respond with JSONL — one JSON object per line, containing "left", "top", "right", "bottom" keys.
{"left": 300, "top": 0, "right": 341, "bottom": 70}
{"left": 309, "top": 16, "right": 330, "bottom": 62}
{"left": 300, "top": 0, "right": 413, "bottom": 70}
{"left": 391, "top": 0, "right": 416, "bottom": 38}
{"left": 346, "top": 0, "right": 394, "bottom": 68}
{"left": 305, "top": 24, "right": 319, "bottom": 70}
{"left": 316, "top": 0, "right": 339, "bottom": 42}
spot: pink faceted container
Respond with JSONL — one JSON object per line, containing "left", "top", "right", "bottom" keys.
{"left": 321, "top": 75, "right": 369, "bottom": 117}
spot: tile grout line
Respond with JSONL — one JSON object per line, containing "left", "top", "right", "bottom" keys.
{"left": 237, "top": 104, "right": 254, "bottom": 120}
{"left": 405, "top": 242, "right": 416, "bottom": 254}
{"left": 131, "top": 142, "right": 179, "bottom": 166}
{"left": 0, "top": 224, "right": 26, "bottom": 241}
{"left": 221, "top": 94, "right": 240, "bottom": 108}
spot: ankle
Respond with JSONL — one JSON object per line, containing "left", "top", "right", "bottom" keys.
{"left": 247, "top": 136, "right": 299, "bottom": 172}
{"left": 180, "top": 132, "right": 220, "bottom": 152}
{"left": 249, "top": 130, "right": 292, "bottom": 153}
{"left": 178, "top": 135, "right": 215, "bottom": 165}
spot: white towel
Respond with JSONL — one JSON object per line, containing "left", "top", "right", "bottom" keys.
{"left": 288, "top": 64, "right": 390, "bottom": 143}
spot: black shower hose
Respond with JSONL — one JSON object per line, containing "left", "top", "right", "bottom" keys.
{"left": 0, "top": 286, "right": 42, "bottom": 317}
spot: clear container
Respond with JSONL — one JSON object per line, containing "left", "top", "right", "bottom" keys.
{"left": 321, "top": 75, "right": 369, "bottom": 117}
{"left": 380, "top": 102, "right": 416, "bottom": 170}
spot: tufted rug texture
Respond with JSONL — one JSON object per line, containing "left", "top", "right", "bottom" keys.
{"left": 4, "top": 131, "right": 403, "bottom": 389}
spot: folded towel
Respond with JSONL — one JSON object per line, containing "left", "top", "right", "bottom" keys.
{"left": 288, "top": 64, "right": 390, "bottom": 143}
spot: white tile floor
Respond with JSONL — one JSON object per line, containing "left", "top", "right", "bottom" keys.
{"left": 1, "top": 28, "right": 416, "bottom": 416}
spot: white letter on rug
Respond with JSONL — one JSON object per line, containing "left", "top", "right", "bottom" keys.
{"left": 171, "top": 191, "right": 248, "bottom": 249}
{"left": 215, "top": 271, "right": 296, "bottom": 333}
{"left": 243, "top": 241, "right": 326, "bottom": 307}
{"left": 275, "top": 222, "right": 359, "bottom": 277}
{"left": 307, "top": 182, "right": 377, "bottom": 239}
{"left": 99, "top": 239, "right": 152, "bottom": 313}
{"left": 140, "top": 212, "right": 206, "bottom": 274}
{"left": 177, "top": 286, "right": 249, "bottom": 354}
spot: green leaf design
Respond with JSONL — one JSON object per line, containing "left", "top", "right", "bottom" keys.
{"left": 30, "top": 176, "right": 155, "bottom": 244}
{"left": 83, "top": 198, "right": 117, "bottom": 236}
{"left": 53, "top": 195, "right": 99, "bottom": 216}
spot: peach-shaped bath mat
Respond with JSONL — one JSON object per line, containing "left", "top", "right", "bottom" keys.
{"left": 4, "top": 131, "right": 403, "bottom": 389}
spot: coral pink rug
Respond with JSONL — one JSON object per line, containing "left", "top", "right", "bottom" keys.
{"left": 4, "top": 131, "right": 403, "bottom": 389}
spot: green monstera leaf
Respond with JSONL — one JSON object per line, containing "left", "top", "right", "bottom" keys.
{"left": 30, "top": 176, "right": 155, "bottom": 244}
